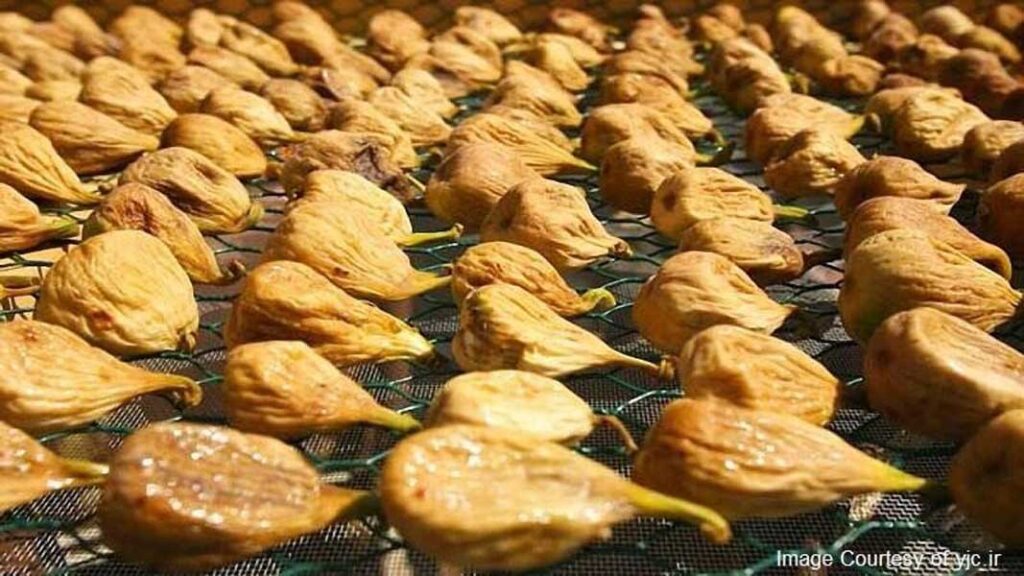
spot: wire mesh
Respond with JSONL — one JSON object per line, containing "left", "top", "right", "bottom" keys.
{"left": 2, "top": 76, "right": 1024, "bottom": 576}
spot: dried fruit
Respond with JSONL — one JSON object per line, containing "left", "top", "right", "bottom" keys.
{"left": 0, "top": 320, "right": 201, "bottom": 433}
{"left": 454, "top": 7, "right": 522, "bottom": 45}
{"left": 834, "top": 155, "right": 965, "bottom": 219}
{"left": 34, "top": 230, "right": 199, "bottom": 355}
{"left": 79, "top": 57, "right": 177, "bottom": 136}
{"left": 949, "top": 410, "right": 1024, "bottom": 548}
{"left": 431, "top": 26, "right": 504, "bottom": 83}
{"left": 533, "top": 33, "right": 605, "bottom": 68}
{"left": 201, "top": 86, "right": 300, "bottom": 149}
{"left": 839, "top": 229, "right": 1022, "bottom": 343}
{"left": 0, "top": 94, "right": 39, "bottom": 123}
{"left": 480, "top": 178, "right": 630, "bottom": 271}
{"left": 29, "top": 101, "right": 159, "bottom": 176}
{"left": 24, "top": 79, "right": 81, "bottom": 102}
{"left": 815, "top": 55, "right": 884, "bottom": 97}
{"left": 920, "top": 6, "right": 975, "bottom": 40}
{"left": 448, "top": 113, "right": 594, "bottom": 176}
{"left": 257, "top": 78, "right": 326, "bottom": 133}
{"left": 863, "top": 13, "right": 918, "bottom": 62}
{"left": 188, "top": 45, "right": 269, "bottom": 91}
{"left": 160, "top": 114, "right": 267, "bottom": 179}
{"left": 381, "top": 424, "right": 730, "bottom": 572}
{"left": 185, "top": 8, "right": 224, "bottom": 48}
{"left": 220, "top": 20, "right": 299, "bottom": 76}
{"left": 483, "top": 105, "right": 576, "bottom": 151}
{"left": 763, "top": 129, "right": 866, "bottom": 198}
{"left": 677, "top": 218, "right": 804, "bottom": 285}
{"left": 678, "top": 325, "right": 840, "bottom": 425}
{"left": 707, "top": 38, "right": 790, "bottom": 114}
{"left": 50, "top": 5, "right": 117, "bottom": 60}
{"left": 224, "top": 260, "right": 435, "bottom": 364}
{"left": 325, "top": 99, "right": 419, "bottom": 169}
{"left": 367, "top": 10, "right": 430, "bottom": 71}
{"left": 21, "top": 49, "right": 83, "bottom": 82}
{"left": 158, "top": 65, "right": 233, "bottom": 113}
{"left": 120, "top": 147, "right": 263, "bottom": 234}
{"left": 548, "top": 7, "right": 613, "bottom": 51}
{"left": 633, "top": 251, "right": 795, "bottom": 353}
{"left": 745, "top": 105, "right": 864, "bottom": 166}
{"left": 368, "top": 86, "right": 451, "bottom": 148}
{"left": 452, "top": 241, "right": 615, "bottom": 316}
{"left": 991, "top": 140, "right": 1024, "bottom": 182}
{"left": 865, "top": 87, "right": 951, "bottom": 134}
{"left": 633, "top": 399, "right": 928, "bottom": 519}
{"left": 581, "top": 103, "right": 693, "bottom": 164}
{"left": 960, "top": 26, "right": 1021, "bottom": 64}
{"left": 100, "top": 423, "right": 377, "bottom": 572}
{"left": 0, "top": 61, "right": 31, "bottom": 95}
{"left": 484, "top": 72, "right": 582, "bottom": 128}
{"left": 981, "top": 173, "right": 1024, "bottom": 259}
{"left": 891, "top": 90, "right": 991, "bottom": 162}
{"left": 598, "top": 74, "right": 713, "bottom": 140}
{"left": 650, "top": 168, "right": 775, "bottom": 240}
{"left": 962, "top": 120, "right": 1024, "bottom": 176}
{"left": 0, "top": 121, "right": 96, "bottom": 205}
{"left": 0, "top": 183, "right": 77, "bottom": 253}
{"left": 599, "top": 136, "right": 695, "bottom": 214}
{"left": 262, "top": 201, "right": 449, "bottom": 301}
{"left": 530, "top": 40, "right": 589, "bottom": 92}
{"left": 390, "top": 68, "right": 458, "bottom": 119}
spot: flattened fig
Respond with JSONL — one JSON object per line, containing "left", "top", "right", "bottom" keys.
{"left": 447, "top": 113, "right": 594, "bottom": 176}
{"left": 260, "top": 78, "right": 327, "bottom": 132}
{"left": 325, "top": 99, "right": 419, "bottom": 169}
{"left": 891, "top": 90, "right": 990, "bottom": 162}
{"left": 834, "top": 155, "right": 965, "bottom": 219}
{"left": 160, "top": 114, "right": 267, "bottom": 179}
{"left": 962, "top": 120, "right": 1024, "bottom": 176}
{"left": 158, "top": 65, "right": 233, "bottom": 113}
{"left": 220, "top": 20, "right": 299, "bottom": 77}
{"left": 390, "top": 68, "right": 458, "bottom": 119}
{"left": 79, "top": 57, "right": 177, "bottom": 136}
{"left": 763, "top": 129, "right": 866, "bottom": 198}
{"left": 745, "top": 105, "right": 863, "bottom": 166}
{"left": 0, "top": 183, "right": 77, "bottom": 254}
{"left": 599, "top": 136, "right": 695, "bottom": 214}
{"left": 201, "top": 86, "right": 300, "bottom": 149}
{"left": 677, "top": 218, "right": 804, "bottom": 285}
{"left": 188, "top": 45, "right": 269, "bottom": 91}
{"left": 981, "top": 173, "right": 1024, "bottom": 259}
{"left": 368, "top": 86, "right": 451, "bottom": 148}
{"left": 580, "top": 102, "right": 693, "bottom": 164}
{"left": 651, "top": 168, "right": 775, "bottom": 240}
{"left": 454, "top": 7, "right": 522, "bottom": 46}
{"left": 0, "top": 121, "right": 96, "bottom": 205}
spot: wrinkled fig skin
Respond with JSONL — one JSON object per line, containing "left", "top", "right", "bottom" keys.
{"left": 677, "top": 218, "right": 804, "bottom": 286}
{"left": 580, "top": 103, "right": 694, "bottom": 164}
{"left": 834, "top": 156, "right": 965, "bottom": 220}
{"left": 0, "top": 95, "right": 40, "bottom": 123}
{"left": 34, "top": 230, "right": 200, "bottom": 357}
{"left": 452, "top": 242, "right": 615, "bottom": 317}
{"left": 479, "top": 179, "right": 631, "bottom": 272}
{"left": 158, "top": 66, "right": 233, "bottom": 114}
{"left": 225, "top": 261, "right": 435, "bottom": 365}
{"left": 325, "top": 99, "right": 419, "bottom": 169}
{"left": 866, "top": 308, "right": 1024, "bottom": 443}
{"left": 201, "top": 86, "right": 300, "bottom": 149}
{"left": 79, "top": 57, "right": 177, "bottom": 137}
{"left": 846, "top": 197, "right": 1012, "bottom": 279}
{"left": 651, "top": 168, "right": 774, "bottom": 241}
{"left": 224, "top": 341, "right": 420, "bottom": 438}
{"left": 763, "top": 129, "right": 866, "bottom": 199}
{"left": 289, "top": 170, "right": 412, "bottom": 238}
{"left": 678, "top": 325, "right": 840, "bottom": 425}
{"left": 100, "top": 423, "right": 377, "bottom": 573}
{"left": 891, "top": 90, "right": 991, "bottom": 163}
{"left": 367, "top": 86, "right": 452, "bottom": 148}
{"left": 0, "top": 121, "right": 95, "bottom": 205}
{"left": 26, "top": 80, "right": 82, "bottom": 102}
{"left": 991, "top": 140, "right": 1024, "bottom": 183}
{"left": 950, "top": 410, "right": 1024, "bottom": 548}
{"left": 160, "top": 114, "right": 267, "bottom": 179}
{"left": 632, "top": 399, "right": 928, "bottom": 520}
{"left": 707, "top": 38, "right": 790, "bottom": 114}
{"left": 484, "top": 105, "right": 576, "bottom": 152}
{"left": 83, "top": 184, "right": 243, "bottom": 286}
{"left": 454, "top": 284, "right": 671, "bottom": 379}
{"left": 981, "top": 174, "right": 1024, "bottom": 260}
{"left": 366, "top": 10, "right": 430, "bottom": 72}
{"left": 381, "top": 425, "right": 730, "bottom": 572}
{"left": 530, "top": 40, "right": 590, "bottom": 92}
{"left": 0, "top": 320, "right": 201, "bottom": 434}
{"left": 455, "top": 6, "right": 522, "bottom": 45}
{"left": 744, "top": 105, "right": 863, "bottom": 166}
{"left": 220, "top": 20, "right": 300, "bottom": 77}
{"left": 839, "top": 229, "right": 1022, "bottom": 344}
{"left": 0, "top": 183, "right": 78, "bottom": 254}
{"left": 390, "top": 68, "right": 459, "bottom": 120}
{"left": 260, "top": 79, "right": 328, "bottom": 132}
{"left": 962, "top": 121, "right": 1024, "bottom": 177}
{"left": 447, "top": 113, "right": 595, "bottom": 177}
{"left": 632, "top": 252, "right": 796, "bottom": 354}
{"left": 188, "top": 46, "right": 270, "bottom": 91}
{"left": 484, "top": 74, "right": 582, "bottom": 129}
{"left": 864, "top": 87, "right": 954, "bottom": 135}
{"left": 599, "top": 137, "right": 695, "bottom": 214}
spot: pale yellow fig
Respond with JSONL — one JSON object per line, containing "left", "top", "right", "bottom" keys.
{"left": 454, "top": 6, "right": 522, "bottom": 45}
{"left": 224, "top": 260, "right": 435, "bottom": 364}
{"left": 633, "top": 252, "right": 795, "bottom": 354}
{"left": 83, "top": 183, "right": 243, "bottom": 286}
{"left": 390, "top": 68, "right": 458, "bottom": 120}
{"left": 533, "top": 33, "right": 605, "bottom": 68}
{"left": 745, "top": 105, "right": 864, "bottom": 166}
{"left": 160, "top": 114, "right": 267, "bottom": 179}
{"left": 0, "top": 121, "right": 96, "bottom": 205}
{"left": 949, "top": 410, "right": 1024, "bottom": 548}
{"left": 0, "top": 94, "right": 39, "bottom": 123}
{"left": 763, "top": 129, "right": 866, "bottom": 198}
{"left": 29, "top": 101, "right": 159, "bottom": 176}
{"left": 325, "top": 99, "right": 419, "bottom": 169}
{"left": 891, "top": 90, "right": 991, "bottom": 162}
{"left": 678, "top": 325, "right": 840, "bottom": 425}
{"left": 21, "top": 50, "right": 83, "bottom": 83}
{"left": 425, "top": 143, "right": 538, "bottom": 231}
{"left": 451, "top": 242, "right": 615, "bottom": 316}
{"left": 0, "top": 61, "right": 30, "bottom": 95}
{"left": 109, "top": 6, "right": 182, "bottom": 49}
{"left": 863, "top": 86, "right": 953, "bottom": 134}
{"left": 962, "top": 120, "right": 1024, "bottom": 176}
{"left": 300, "top": 64, "right": 377, "bottom": 100}
{"left": 834, "top": 156, "right": 966, "bottom": 219}
{"left": 0, "top": 419, "right": 108, "bottom": 513}
{"left": 0, "top": 30, "right": 54, "bottom": 67}
{"left": 485, "top": 73, "right": 581, "bottom": 128}
{"left": 757, "top": 93, "right": 859, "bottom": 122}
{"left": 366, "top": 10, "right": 429, "bottom": 71}
{"left": 479, "top": 178, "right": 631, "bottom": 271}
{"left": 201, "top": 85, "right": 300, "bottom": 149}
{"left": 322, "top": 43, "right": 391, "bottom": 85}
{"left": 158, "top": 65, "right": 233, "bottom": 113}
{"left": 599, "top": 136, "right": 695, "bottom": 214}
{"left": 846, "top": 197, "right": 1012, "bottom": 279}
{"left": 483, "top": 105, "right": 576, "bottom": 152}
{"left": 580, "top": 102, "right": 694, "bottom": 164}
{"left": 367, "top": 86, "right": 451, "bottom": 148}
{"left": 110, "top": 36, "right": 185, "bottom": 85}
{"left": 814, "top": 55, "right": 884, "bottom": 97}
{"left": 454, "top": 283, "right": 671, "bottom": 379}
{"left": 530, "top": 40, "right": 590, "bottom": 92}
{"left": 960, "top": 25, "right": 1021, "bottom": 64}
{"left": 677, "top": 218, "right": 804, "bottom": 286}
{"left": 220, "top": 20, "right": 299, "bottom": 77}
{"left": 633, "top": 399, "right": 929, "bottom": 519}
{"left": 981, "top": 173, "right": 1024, "bottom": 260}
{"left": 0, "top": 320, "right": 201, "bottom": 433}
{"left": 188, "top": 45, "right": 269, "bottom": 91}
{"left": 24, "top": 79, "right": 81, "bottom": 102}
{"left": 839, "top": 229, "right": 1022, "bottom": 343}
{"left": 604, "top": 50, "right": 690, "bottom": 96}
{"left": 184, "top": 8, "right": 224, "bottom": 49}
{"left": 224, "top": 340, "right": 420, "bottom": 438}
{"left": 0, "top": 183, "right": 77, "bottom": 254}
{"left": 403, "top": 53, "right": 489, "bottom": 99}
{"left": 548, "top": 7, "right": 613, "bottom": 51}
{"left": 381, "top": 425, "right": 730, "bottom": 572}
{"left": 447, "top": 113, "right": 595, "bottom": 176}
{"left": 707, "top": 38, "right": 790, "bottom": 114}
{"left": 79, "top": 57, "right": 177, "bottom": 137}
{"left": 598, "top": 74, "right": 714, "bottom": 141}
{"left": 119, "top": 147, "right": 263, "bottom": 234}
{"left": 650, "top": 168, "right": 777, "bottom": 241}
{"left": 259, "top": 78, "right": 327, "bottom": 132}
{"left": 100, "top": 422, "right": 377, "bottom": 573}
{"left": 262, "top": 201, "right": 449, "bottom": 301}
{"left": 271, "top": 3, "right": 363, "bottom": 66}
{"left": 34, "top": 230, "right": 199, "bottom": 356}
{"left": 919, "top": 6, "right": 975, "bottom": 40}
{"left": 429, "top": 26, "right": 504, "bottom": 85}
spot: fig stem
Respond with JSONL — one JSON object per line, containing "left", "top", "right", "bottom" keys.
{"left": 595, "top": 415, "right": 638, "bottom": 453}
{"left": 0, "top": 274, "right": 41, "bottom": 297}
{"left": 613, "top": 354, "right": 676, "bottom": 380}
{"left": 370, "top": 409, "right": 423, "bottom": 434}
{"left": 58, "top": 457, "right": 110, "bottom": 485}
{"left": 397, "top": 224, "right": 464, "bottom": 247}
{"left": 160, "top": 374, "right": 204, "bottom": 409}
{"left": 626, "top": 483, "right": 732, "bottom": 544}
{"left": 773, "top": 204, "right": 809, "bottom": 220}
{"left": 579, "top": 288, "right": 617, "bottom": 314}
{"left": 48, "top": 216, "right": 80, "bottom": 240}
{"left": 386, "top": 272, "right": 452, "bottom": 301}
{"left": 845, "top": 115, "right": 867, "bottom": 138}
{"left": 320, "top": 486, "right": 381, "bottom": 523}
{"left": 405, "top": 174, "right": 427, "bottom": 194}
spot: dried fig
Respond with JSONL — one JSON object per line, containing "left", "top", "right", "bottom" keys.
{"left": 763, "top": 129, "right": 866, "bottom": 198}
{"left": 220, "top": 20, "right": 299, "bottom": 77}
{"left": 366, "top": 10, "right": 429, "bottom": 71}
{"left": 0, "top": 183, "right": 77, "bottom": 253}
{"left": 185, "top": 8, "right": 224, "bottom": 49}
{"left": 301, "top": 65, "right": 375, "bottom": 103}
{"left": 548, "top": 7, "right": 613, "bottom": 51}
{"left": 745, "top": 105, "right": 864, "bottom": 166}
{"left": 0, "top": 121, "right": 96, "bottom": 205}
{"left": 707, "top": 38, "right": 790, "bottom": 114}
{"left": 834, "top": 155, "right": 965, "bottom": 219}
{"left": 991, "top": 139, "right": 1024, "bottom": 182}
{"left": 530, "top": 40, "right": 590, "bottom": 92}
{"left": 598, "top": 74, "right": 713, "bottom": 141}
{"left": 367, "top": 86, "right": 451, "bottom": 148}
{"left": 21, "top": 49, "right": 83, "bottom": 83}
{"left": 160, "top": 114, "right": 267, "bottom": 179}
{"left": 580, "top": 103, "right": 694, "bottom": 164}
{"left": 109, "top": 6, "right": 182, "bottom": 48}
{"left": 447, "top": 113, "right": 594, "bottom": 176}
{"left": 959, "top": 25, "right": 1021, "bottom": 64}
{"left": 815, "top": 55, "right": 884, "bottom": 96}
{"left": 633, "top": 399, "right": 928, "bottom": 519}
{"left": 390, "top": 68, "right": 458, "bottom": 120}
{"left": 894, "top": 35, "right": 959, "bottom": 82}
{"left": 0, "top": 94, "right": 38, "bottom": 123}
{"left": 325, "top": 99, "right": 419, "bottom": 169}
{"left": 0, "top": 61, "right": 31, "bottom": 95}
{"left": 962, "top": 120, "right": 1024, "bottom": 177}
{"left": 483, "top": 105, "right": 575, "bottom": 152}
{"left": 224, "top": 260, "right": 435, "bottom": 364}
{"left": 485, "top": 73, "right": 581, "bottom": 129}
{"left": 432, "top": 26, "right": 503, "bottom": 79}
{"left": 891, "top": 90, "right": 990, "bottom": 162}
{"left": 599, "top": 136, "right": 695, "bottom": 214}
{"left": 24, "top": 79, "right": 81, "bottom": 102}
{"left": 270, "top": 3, "right": 348, "bottom": 64}
{"left": 454, "top": 7, "right": 522, "bottom": 46}
{"left": 50, "top": 5, "right": 116, "bottom": 60}
{"left": 0, "top": 320, "right": 201, "bottom": 433}
{"left": 188, "top": 45, "right": 269, "bottom": 91}
{"left": 79, "top": 57, "right": 177, "bottom": 137}
{"left": 201, "top": 86, "right": 300, "bottom": 149}
{"left": 981, "top": 173, "right": 1024, "bottom": 259}
{"left": 158, "top": 65, "right": 233, "bottom": 113}
{"left": 111, "top": 22, "right": 186, "bottom": 84}
{"left": 863, "top": 13, "right": 918, "bottom": 62}
{"left": 533, "top": 33, "right": 605, "bottom": 68}
{"left": 650, "top": 168, "right": 776, "bottom": 240}
{"left": 677, "top": 218, "right": 804, "bottom": 286}
{"left": 259, "top": 78, "right": 327, "bottom": 132}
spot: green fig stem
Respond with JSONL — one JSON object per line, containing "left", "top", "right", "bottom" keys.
{"left": 397, "top": 224, "right": 463, "bottom": 247}
{"left": 386, "top": 271, "right": 452, "bottom": 301}
{"left": 57, "top": 457, "right": 110, "bottom": 486}
{"left": 367, "top": 408, "right": 423, "bottom": 434}
{"left": 217, "top": 260, "right": 247, "bottom": 285}
{"left": 773, "top": 204, "right": 810, "bottom": 220}
{"left": 579, "top": 288, "right": 617, "bottom": 313}
{"left": 595, "top": 415, "right": 638, "bottom": 453}
{"left": 845, "top": 115, "right": 867, "bottom": 138}
{"left": 876, "top": 465, "right": 931, "bottom": 494}
{"left": 696, "top": 139, "right": 736, "bottom": 166}
{"left": 625, "top": 483, "right": 732, "bottom": 544}
{"left": 320, "top": 486, "right": 381, "bottom": 523}
{"left": 46, "top": 216, "right": 80, "bottom": 241}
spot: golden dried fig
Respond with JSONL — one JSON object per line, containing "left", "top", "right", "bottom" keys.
{"left": 381, "top": 425, "right": 730, "bottom": 572}
{"left": 745, "top": 105, "right": 864, "bottom": 166}
{"left": 367, "top": 86, "right": 451, "bottom": 148}
{"left": 448, "top": 113, "right": 593, "bottom": 176}
{"left": 21, "top": 50, "right": 83, "bottom": 83}
{"left": 484, "top": 74, "right": 581, "bottom": 129}
{"left": 224, "top": 260, "right": 435, "bottom": 364}
{"left": 863, "top": 86, "right": 952, "bottom": 134}
{"left": 962, "top": 120, "right": 1024, "bottom": 176}
{"left": 452, "top": 241, "right": 615, "bottom": 316}
{"left": 960, "top": 25, "right": 1021, "bottom": 64}
{"left": 160, "top": 114, "right": 267, "bottom": 179}
{"left": 548, "top": 7, "right": 613, "bottom": 51}
{"left": 598, "top": 74, "right": 714, "bottom": 141}
{"left": 454, "top": 6, "right": 522, "bottom": 45}
{"left": 0, "top": 183, "right": 77, "bottom": 254}
{"left": 262, "top": 201, "right": 449, "bottom": 301}
{"left": 949, "top": 410, "right": 1024, "bottom": 548}
{"left": 188, "top": 45, "right": 269, "bottom": 91}
{"left": 633, "top": 251, "right": 796, "bottom": 353}
{"left": 863, "top": 13, "right": 918, "bottom": 62}
{"left": 530, "top": 40, "right": 590, "bottom": 92}
{"left": 185, "top": 8, "right": 224, "bottom": 49}
{"left": 429, "top": 26, "right": 503, "bottom": 85}
{"left": 846, "top": 196, "right": 1011, "bottom": 279}
{"left": 677, "top": 218, "right": 804, "bottom": 286}
{"left": 0, "top": 94, "right": 38, "bottom": 123}
{"left": 220, "top": 20, "right": 299, "bottom": 76}
{"left": 834, "top": 156, "right": 965, "bottom": 219}
{"left": 483, "top": 105, "right": 576, "bottom": 152}
{"left": 533, "top": 33, "right": 605, "bottom": 68}
{"left": 633, "top": 399, "right": 928, "bottom": 519}
{"left": 604, "top": 50, "right": 690, "bottom": 96}
{"left": 259, "top": 78, "right": 327, "bottom": 132}
{"left": 763, "top": 129, "right": 866, "bottom": 198}
{"left": 815, "top": 55, "right": 884, "bottom": 97}
{"left": 839, "top": 229, "right": 1022, "bottom": 343}
{"left": 119, "top": 147, "right": 263, "bottom": 234}
{"left": 24, "top": 79, "right": 81, "bottom": 102}
{"left": 678, "top": 325, "right": 839, "bottom": 425}
{"left": 991, "top": 139, "right": 1024, "bottom": 182}
{"left": 270, "top": 3, "right": 349, "bottom": 64}
{"left": 891, "top": 90, "right": 991, "bottom": 162}
{"left": 0, "top": 121, "right": 96, "bottom": 205}
{"left": 224, "top": 340, "right": 420, "bottom": 438}
{"left": 0, "top": 419, "right": 108, "bottom": 514}
{"left": 109, "top": 6, "right": 182, "bottom": 48}
{"left": 650, "top": 168, "right": 775, "bottom": 241}
{"left": 366, "top": 10, "right": 429, "bottom": 71}
{"left": 83, "top": 183, "right": 242, "bottom": 286}
{"left": 580, "top": 103, "right": 694, "bottom": 164}
{"left": 158, "top": 65, "right": 233, "bottom": 113}
{"left": 0, "top": 320, "right": 201, "bottom": 433}
{"left": 480, "top": 178, "right": 631, "bottom": 271}
{"left": 981, "top": 173, "right": 1024, "bottom": 259}
{"left": 325, "top": 99, "right": 419, "bottom": 169}
{"left": 51, "top": 5, "right": 116, "bottom": 59}
{"left": 79, "top": 57, "right": 177, "bottom": 137}
{"left": 201, "top": 85, "right": 300, "bottom": 149}
{"left": 29, "top": 101, "right": 159, "bottom": 176}
{"left": 599, "top": 136, "right": 695, "bottom": 214}
{"left": 100, "top": 422, "right": 377, "bottom": 572}
{"left": 454, "top": 283, "right": 670, "bottom": 379}
{"left": 403, "top": 53, "right": 488, "bottom": 99}
{"left": 0, "top": 61, "right": 31, "bottom": 95}
{"left": 390, "top": 68, "right": 458, "bottom": 120}
{"left": 707, "top": 38, "right": 790, "bottom": 114}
